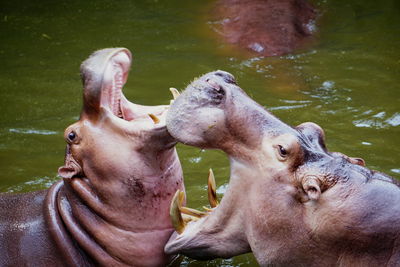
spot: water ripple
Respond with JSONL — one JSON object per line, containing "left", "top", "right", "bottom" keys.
{"left": 268, "top": 104, "right": 309, "bottom": 111}
{"left": 353, "top": 112, "right": 400, "bottom": 128}
{"left": 7, "top": 176, "right": 57, "bottom": 193}
{"left": 9, "top": 128, "right": 58, "bottom": 135}
{"left": 216, "top": 183, "right": 228, "bottom": 194}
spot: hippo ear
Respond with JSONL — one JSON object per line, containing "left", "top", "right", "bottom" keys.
{"left": 348, "top": 157, "right": 366, "bottom": 167}
{"left": 58, "top": 145, "right": 82, "bottom": 179}
{"left": 58, "top": 164, "right": 81, "bottom": 179}
{"left": 302, "top": 176, "right": 321, "bottom": 201}
{"left": 331, "top": 152, "right": 366, "bottom": 167}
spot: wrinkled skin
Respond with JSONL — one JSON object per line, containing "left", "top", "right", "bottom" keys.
{"left": 165, "top": 71, "right": 400, "bottom": 266}
{"left": 0, "top": 48, "right": 184, "bottom": 266}
{"left": 212, "top": 0, "right": 316, "bottom": 56}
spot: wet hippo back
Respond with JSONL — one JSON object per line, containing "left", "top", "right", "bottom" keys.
{"left": 0, "top": 189, "right": 64, "bottom": 266}
{"left": 0, "top": 181, "right": 96, "bottom": 266}
{"left": 212, "top": 0, "right": 316, "bottom": 56}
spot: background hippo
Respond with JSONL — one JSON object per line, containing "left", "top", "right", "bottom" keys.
{"left": 165, "top": 71, "right": 400, "bottom": 266}
{"left": 211, "top": 0, "right": 316, "bottom": 56}
{"left": 0, "top": 48, "right": 184, "bottom": 266}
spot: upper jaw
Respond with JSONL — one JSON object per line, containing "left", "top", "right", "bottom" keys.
{"left": 185, "top": 70, "right": 237, "bottom": 107}
{"left": 166, "top": 71, "right": 238, "bottom": 149}
{"left": 167, "top": 71, "right": 290, "bottom": 153}
{"left": 168, "top": 70, "right": 237, "bottom": 112}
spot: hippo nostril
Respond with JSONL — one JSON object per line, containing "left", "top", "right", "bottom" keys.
{"left": 206, "top": 78, "right": 223, "bottom": 92}
{"left": 204, "top": 78, "right": 226, "bottom": 104}
{"left": 214, "top": 71, "right": 237, "bottom": 85}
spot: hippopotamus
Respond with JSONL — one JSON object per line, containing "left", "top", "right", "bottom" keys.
{"left": 0, "top": 48, "right": 184, "bottom": 266}
{"left": 164, "top": 71, "right": 400, "bottom": 266}
{"left": 212, "top": 0, "right": 316, "bottom": 56}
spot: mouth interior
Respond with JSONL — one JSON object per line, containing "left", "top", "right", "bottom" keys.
{"left": 100, "top": 54, "right": 130, "bottom": 121}
{"left": 169, "top": 169, "right": 226, "bottom": 237}
{"left": 102, "top": 61, "right": 170, "bottom": 125}
{"left": 109, "top": 69, "right": 124, "bottom": 119}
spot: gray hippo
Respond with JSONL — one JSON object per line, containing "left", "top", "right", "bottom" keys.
{"left": 164, "top": 71, "right": 400, "bottom": 266}
{"left": 212, "top": 0, "right": 316, "bottom": 56}
{"left": 0, "top": 48, "right": 184, "bottom": 266}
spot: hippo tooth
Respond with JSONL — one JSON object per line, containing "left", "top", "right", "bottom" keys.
{"left": 207, "top": 168, "right": 219, "bottom": 208}
{"left": 148, "top": 113, "right": 160, "bottom": 124}
{"left": 180, "top": 206, "right": 207, "bottom": 218}
{"left": 202, "top": 206, "right": 214, "bottom": 212}
{"left": 182, "top": 213, "right": 200, "bottom": 223}
{"left": 169, "top": 87, "right": 180, "bottom": 100}
{"left": 170, "top": 190, "right": 186, "bottom": 234}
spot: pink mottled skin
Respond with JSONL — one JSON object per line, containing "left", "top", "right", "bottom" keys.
{"left": 0, "top": 48, "right": 184, "bottom": 267}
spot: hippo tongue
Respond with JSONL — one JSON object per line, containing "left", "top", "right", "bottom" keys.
{"left": 120, "top": 94, "right": 170, "bottom": 124}
{"left": 120, "top": 95, "right": 135, "bottom": 121}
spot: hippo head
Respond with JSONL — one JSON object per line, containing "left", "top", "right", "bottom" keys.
{"left": 165, "top": 71, "right": 400, "bottom": 265}
{"left": 57, "top": 48, "right": 184, "bottom": 266}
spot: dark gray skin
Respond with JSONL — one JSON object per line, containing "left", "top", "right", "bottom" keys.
{"left": 165, "top": 71, "right": 400, "bottom": 266}
{"left": 0, "top": 48, "right": 184, "bottom": 266}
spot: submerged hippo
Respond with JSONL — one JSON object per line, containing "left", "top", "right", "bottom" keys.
{"left": 212, "top": 0, "right": 316, "bottom": 56}
{"left": 0, "top": 48, "right": 184, "bottom": 266}
{"left": 165, "top": 71, "right": 400, "bottom": 266}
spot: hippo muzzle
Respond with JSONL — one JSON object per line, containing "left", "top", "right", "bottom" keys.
{"left": 165, "top": 71, "right": 400, "bottom": 266}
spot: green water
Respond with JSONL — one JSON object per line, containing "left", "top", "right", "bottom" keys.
{"left": 0, "top": 0, "right": 399, "bottom": 265}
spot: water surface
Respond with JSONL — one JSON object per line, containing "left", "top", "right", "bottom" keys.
{"left": 0, "top": 0, "right": 399, "bottom": 265}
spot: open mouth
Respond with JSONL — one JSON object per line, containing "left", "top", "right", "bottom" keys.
{"left": 107, "top": 69, "right": 124, "bottom": 119}
{"left": 100, "top": 51, "right": 180, "bottom": 125}
{"left": 169, "top": 168, "right": 221, "bottom": 234}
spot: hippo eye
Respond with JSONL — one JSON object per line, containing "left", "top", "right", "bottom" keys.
{"left": 68, "top": 131, "right": 76, "bottom": 142}
{"left": 277, "top": 145, "right": 288, "bottom": 157}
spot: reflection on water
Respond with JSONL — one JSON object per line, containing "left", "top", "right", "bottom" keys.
{"left": 0, "top": 0, "right": 399, "bottom": 266}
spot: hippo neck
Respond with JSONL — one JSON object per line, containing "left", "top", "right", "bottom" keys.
{"left": 44, "top": 180, "right": 93, "bottom": 266}
{"left": 73, "top": 148, "right": 182, "bottom": 231}
{"left": 45, "top": 180, "right": 175, "bottom": 266}
{"left": 60, "top": 182, "right": 174, "bottom": 266}
{"left": 45, "top": 149, "right": 183, "bottom": 266}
